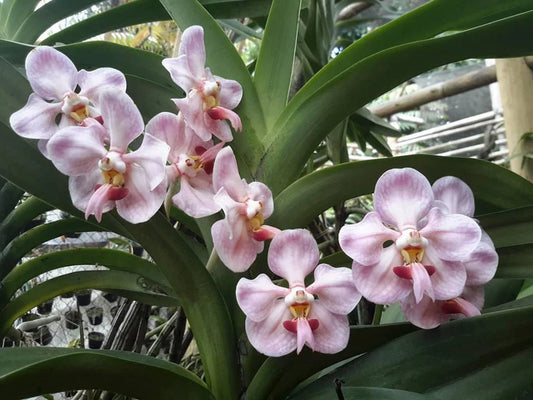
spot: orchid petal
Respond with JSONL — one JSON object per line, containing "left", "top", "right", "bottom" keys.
{"left": 247, "top": 181, "right": 274, "bottom": 218}
{"left": 411, "top": 262, "right": 434, "bottom": 303}
{"left": 178, "top": 25, "right": 206, "bottom": 79}
{"left": 268, "top": 229, "right": 318, "bottom": 286}
{"left": 173, "top": 94, "right": 212, "bottom": 141}
{"left": 98, "top": 90, "right": 144, "bottom": 151}
{"left": 462, "top": 285, "right": 485, "bottom": 310}
{"left": 68, "top": 169, "right": 102, "bottom": 212}
{"left": 432, "top": 176, "right": 475, "bottom": 217}
{"left": 212, "top": 218, "right": 263, "bottom": 272}
{"left": 146, "top": 112, "right": 200, "bottom": 161}
{"left": 464, "top": 234, "right": 498, "bottom": 286}
{"left": 212, "top": 147, "right": 247, "bottom": 200}
{"left": 451, "top": 297, "right": 481, "bottom": 317}
{"left": 78, "top": 68, "right": 127, "bottom": 102}
{"left": 173, "top": 174, "right": 220, "bottom": 218}
{"left": 116, "top": 164, "right": 166, "bottom": 223}
{"left": 26, "top": 46, "right": 77, "bottom": 100}
{"left": 236, "top": 275, "right": 289, "bottom": 322}
{"left": 85, "top": 183, "right": 115, "bottom": 222}
{"left": 400, "top": 294, "right": 445, "bottom": 329}
{"left": 251, "top": 225, "right": 281, "bottom": 241}
{"left": 307, "top": 264, "right": 361, "bottom": 315}
{"left": 374, "top": 168, "right": 433, "bottom": 229}
{"left": 47, "top": 125, "right": 106, "bottom": 176}
{"left": 339, "top": 212, "right": 399, "bottom": 266}
{"left": 245, "top": 300, "right": 296, "bottom": 357}
{"left": 421, "top": 207, "right": 481, "bottom": 261}
{"left": 199, "top": 141, "right": 224, "bottom": 164}
{"left": 162, "top": 55, "right": 198, "bottom": 93}
{"left": 38, "top": 139, "right": 50, "bottom": 158}
{"left": 123, "top": 133, "right": 169, "bottom": 190}
{"left": 296, "top": 318, "right": 314, "bottom": 354}
{"left": 205, "top": 112, "right": 234, "bottom": 142}
{"left": 213, "top": 187, "right": 245, "bottom": 229}
{"left": 352, "top": 246, "right": 412, "bottom": 304}
{"left": 9, "top": 94, "right": 62, "bottom": 140}
{"left": 424, "top": 246, "right": 466, "bottom": 300}
{"left": 309, "top": 302, "right": 350, "bottom": 354}
{"left": 216, "top": 76, "right": 243, "bottom": 109}
{"left": 207, "top": 106, "right": 242, "bottom": 132}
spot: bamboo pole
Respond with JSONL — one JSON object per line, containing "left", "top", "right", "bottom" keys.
{"left": 496, "top": 58, "right": 533, "bottom": 181}
{"left": 370, "top": 57, "right": 533, "bottom": 118}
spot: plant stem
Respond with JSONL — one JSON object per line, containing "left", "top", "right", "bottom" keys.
{"left": 205, "top": 248, "right": 219, "bottom": 273}
{"left": 372, "top": 304, "right": 383, "bottom": 325}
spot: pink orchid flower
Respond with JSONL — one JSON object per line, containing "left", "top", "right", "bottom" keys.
{"left": 400, "top": 285, "right": 484, "bottom": 329}
{"left": 339, "top": 168, "right": 481, "bottom": 305}
{"left": 432, "top": 176, "right": 498, "bottom": 287}
{"left": 146, "top": 112, "right": 223, "bottom": 218}
{"left": 211, "top": 147, "right": 279, "bottom": 272}
{"left": 10, "top": 46, "right": 126, "bottom": 154}
{"left": 236, "top": 229, "right": 361, "bottom": 356}
{"left": 162, "top": 25, "right": 242, "bottom": 142}
{"left": 400, "top": 176, "right": 499, "bottom": 329}
{"left": 47, "top": 90, "right": 169, "bottom": 224}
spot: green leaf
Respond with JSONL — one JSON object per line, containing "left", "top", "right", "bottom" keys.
{"left": 269, "top": 156, "right": 533, "bottom": 230}
{"left": 0, "top": 270, "right": 179, "bottom": 337}
{"left": 12, "top": 0, "right": 103, "bottom": 44}
{"left": 158, "top": 0, "right": 266, "bottom": 177}
{"left": 495, "top": 244, "right": 533, "bottom": 279}
{"left": 0, "top": 248, "right": 172, "bottom": 307}
{"left": 122, "top": 213, "right": 241, "bottom": 400}
{"left": 259, "top": 9, "right": 533, "bottom": 193}
{"left": 291, "top": 305, "right": 533, "bottom": 398}
{"left": 254, "top": 0, "right": 301, "bottom": 130}
{"left": 479, "top": 206, "right": 533, "bottom": 247}
{"left": 351, "top": 108, "right": 401, "bottom": 138}
{"left": 3, "top": 0, "right": 39, "bottom": 39}
{"left": 337, "top": 387, "right": 437, "bottom": 400}
{"left": 0, "top": 0, "right": 16, "bottom": 37}
{"left": 219, "top": 19, "right": 263, "bottom": 41}
{"left": 483, "top": 279, "right": 524, "bottom": 308}
{"left": 427, "top": 348, "right": 533, "bottom": 400}
{"left": 0, "top": 217, "right": 105, "bottom": 279}
{"left": 0, "top": 348, "right": 212, "bottom": 399}
{"left": 0, "top": 55, "right": 31, "bottom": 126}
{"left": 246, "top": 324, "right": 416, "bottom": 400}
{"left": 0, "top": 196, "right": 52, "bottom": 251}
{"left": 0, "top": 182, "right": 23, "bottom": 222}
{"left": 30, "top": 0, "right": 274, "bottom": 44}
{"left": 287, "top": 0, "right": 533, "bottom": 142}
{"left": 125, "top": 74, "right": 178, "bottom": 121}
{"left": 39, "top": 0, "right": 169, "bottom": 45}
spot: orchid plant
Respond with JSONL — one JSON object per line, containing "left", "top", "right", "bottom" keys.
{"left": 1, "top": 1, "right": 533, "bottom": 400}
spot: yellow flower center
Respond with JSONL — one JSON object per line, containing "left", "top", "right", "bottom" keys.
{"left": 69, "top": 104, "right": 90, "bottom": 123}
{"left": 201, "top": 80, "right": 221, "bottom": 110}
{"left": 102, "top": 169, "right": 125, "bottom": 187}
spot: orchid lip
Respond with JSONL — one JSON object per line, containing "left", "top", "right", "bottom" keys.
{"left": 393, "top": 264, "right": 436, "bottom": 279}
{"left": 283, "top": 319, "right": 319, "bottom": 333}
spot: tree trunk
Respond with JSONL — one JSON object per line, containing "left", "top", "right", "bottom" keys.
{"left": 496, "top": 58, "right": 533, "bottom": 181}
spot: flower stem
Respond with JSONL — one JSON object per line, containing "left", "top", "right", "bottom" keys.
{"left": 372, "top": 304, "right": 383, "bottom": 325}
{"left": 206, "top": 248, "right": 219, "bottom": 273}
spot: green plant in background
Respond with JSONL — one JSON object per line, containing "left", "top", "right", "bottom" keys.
{"left": 1, "top": 1, "right": 533, "bottom": 399}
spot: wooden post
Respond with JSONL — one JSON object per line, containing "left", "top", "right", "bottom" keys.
{"left": 495, "top": 58, "right": 533, "bottom": 181}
